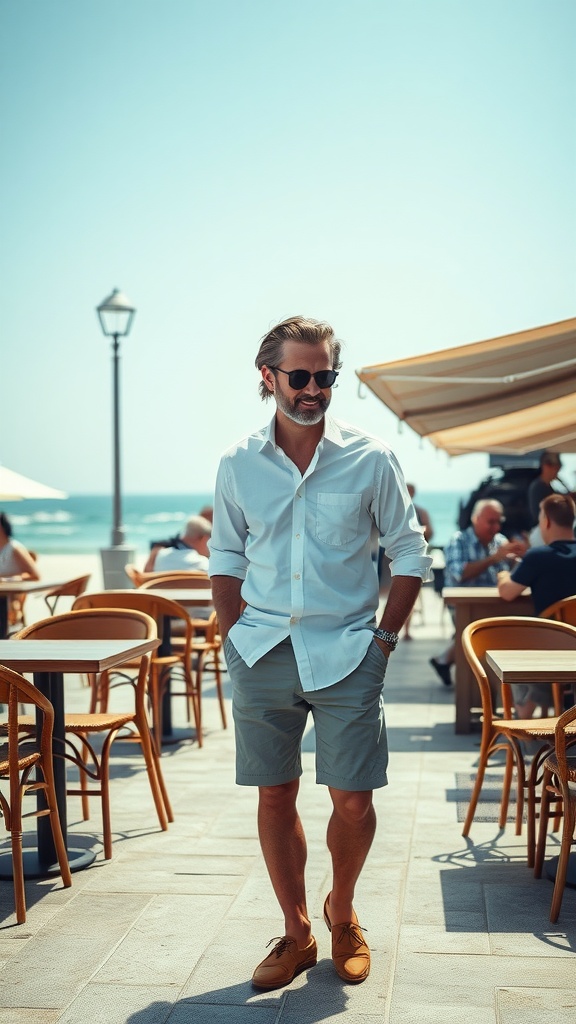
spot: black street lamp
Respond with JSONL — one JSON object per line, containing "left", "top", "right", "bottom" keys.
{"left": 96, "top": 288, "right": 136, "bottom": 585}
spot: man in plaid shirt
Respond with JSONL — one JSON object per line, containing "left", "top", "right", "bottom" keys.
{"left": 429, "top": 499, "right": 527, "bottom": 686}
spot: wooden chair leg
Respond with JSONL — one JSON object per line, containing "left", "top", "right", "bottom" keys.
{"left": 463, "top": 752, "right": 489, "bottom": 837}
{"left": 134, "top": 715, "right": 170, "bottom": 831}
{"left": 550, "top": 790, "right": 575, "bottom": 923}
{"left": 11, "top": 799, "right": 26, "bottom": 924}
{"left": 534, "top": 768, "right": 554, "bottom": 878}
{"left": 42, "top": 762, "right": 72, "bottom": 890}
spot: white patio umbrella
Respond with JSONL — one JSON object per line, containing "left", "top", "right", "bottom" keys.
{"left": 0, "top": 466, "right": 67, "bottom": 501}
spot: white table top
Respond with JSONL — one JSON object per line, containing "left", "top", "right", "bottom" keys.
{"left": 0, "top": 578, "right": 70, "bottom": 595}
{"left": 0, "top": 638, "right": 159, "bottom": 673}
{"left": 486, "top": 649, "right": 576, "bottom": 684}
{"left": 443, "top": 586, "right": 532, "bottom": 603}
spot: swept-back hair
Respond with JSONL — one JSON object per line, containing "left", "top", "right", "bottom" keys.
{"left": 255, "top": 316, "right": 343, "bottom": 401}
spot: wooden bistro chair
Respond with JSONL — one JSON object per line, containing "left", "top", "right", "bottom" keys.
{"left": 72, "top": 591, "right": 200, "bottom": 749}
{"left": 43, "top": 574, "right": 91, "bottom": 616}
{"left": 0, "top": 664, "right": 72, "bottom": 923}
{"left": 15, "top": 608, "right": 172, "bottom": 861}
{"left": 534, "top": 702, "right": 576, "bottom": 921}
{"left": 138, "top": 573, "right": 226, "bottom": 729}
{"left": 124, "top": 566, "right": 204, "bottom": 589}
{"left": 541, "top": 595, "right": 576, "bottom": 626}
{"left": 461, "top": 616, "right": 576, "bottom": 866}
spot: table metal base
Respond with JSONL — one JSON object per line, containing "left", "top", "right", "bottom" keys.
{"left": 0, "top": 847, "right": 96, "bottom": 880}
{"left": 544, "top": 854, "right": 576, "bottom": 889}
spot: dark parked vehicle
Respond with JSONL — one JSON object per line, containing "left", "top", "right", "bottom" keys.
{"left": 458, "top": 453, "right": 543, "bottom": 539}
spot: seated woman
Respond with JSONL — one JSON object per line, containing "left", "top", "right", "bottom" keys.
{"left": 0, "top": 511, "right": 39, "bottom": 581}
{"left": 0, "top": 510, "right": 40, "bottom": 630}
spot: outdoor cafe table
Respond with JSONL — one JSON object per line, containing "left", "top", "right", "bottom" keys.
{"left": 486, "top": 648, "right": 576, "bottom": 886}
{"left": 0, "top": 637, "right": 159, "bottom": 878}
{"left": 442, "top": 586, "right": 534, "bottom": 734}
{"left": 0, "top": 578, "right": 72, "bottom": 639}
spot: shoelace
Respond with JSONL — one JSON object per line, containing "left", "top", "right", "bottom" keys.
{"left": 334, "top": 922, "right": 368, "bottom": 949}
{"left": 266, "top": 936, "right": 296, "bottom": 958}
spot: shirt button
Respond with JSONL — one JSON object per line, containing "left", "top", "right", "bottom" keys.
{"left": 294, "top": 573, "right": 301, "bottom": 579}
{"left": 295, "top": 533, "right": 300, "bottom": 539}
{"left": 290, "top": 616, "right": 299, "bottom": 625}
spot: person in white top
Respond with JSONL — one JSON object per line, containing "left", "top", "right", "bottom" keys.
{"left": 143, "top": 515, "right": 211, "bottom": 574}
{"left": 0, "top": 512, "right": 39, "bottom": 580}
{"left": 210, "top": 316, "right": 431, "bottom": 990}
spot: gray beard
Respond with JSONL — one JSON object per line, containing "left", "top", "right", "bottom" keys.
{"left": 275, "top": 388, "right": 330, "bottom": 426}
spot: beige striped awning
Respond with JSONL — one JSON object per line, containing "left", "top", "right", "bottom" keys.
{"left": 356, "top": 316, "right": 576, "bottom": 456}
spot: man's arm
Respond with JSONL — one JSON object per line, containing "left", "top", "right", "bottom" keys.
{"left": 375, "top": 575, "right": 422, "bottom": 655}
{"left": 211, "top": 575, "right": 243, "bottom": 642}
{"left": 459, "top": 539, "right": 526, "bottom": 583}
{"left": 496, "top": 570, "right": 527, "bottom": 602}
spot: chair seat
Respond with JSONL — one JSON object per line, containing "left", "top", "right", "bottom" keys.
{"left": 489, "top": 717, "right": 576, "bottom": 739}
{"left": 64, "top": 712, "right": 135, "bottom": 732}
{"left": 0, "top": 745, "right": 41, "bottom": 773}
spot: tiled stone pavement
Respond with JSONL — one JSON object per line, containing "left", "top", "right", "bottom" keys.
{"left": 1, "top": 587, "right": 575, "bottom": 1023}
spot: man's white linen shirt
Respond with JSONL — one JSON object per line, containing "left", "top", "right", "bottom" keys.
{"left": 209, "top": 414, "right": 432, "bottom": 692}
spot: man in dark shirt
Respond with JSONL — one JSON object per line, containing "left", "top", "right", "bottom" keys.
{"left": 498, "top": 492, "right": 576, "bottom": 717}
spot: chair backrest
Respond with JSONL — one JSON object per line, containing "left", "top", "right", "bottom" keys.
{"left": 140, "top": 572, "right": 211, "bottom": 591}
{"left": 14, "top": 606, "right": 156, "bottom": 642}
{"left": 541, "top": 595, "right": 576, "bottom": 626}
{"left": 0, "top": 663, "right": 54, "bottom": 750}
{"left": 125, "top": 563, "right": 147, "bottom": 587}
{"left": 44, "top": 574, "right": 91, "bottom": 614}
{"left": 72, "top": 590, "right": 193, "bottom": 634}
{"left": 462, "top": 616, "right": 576, "bottom": 720}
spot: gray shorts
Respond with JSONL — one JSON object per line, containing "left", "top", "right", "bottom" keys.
{"left": 224, "top": 635, "right": 389, "bottom": 792}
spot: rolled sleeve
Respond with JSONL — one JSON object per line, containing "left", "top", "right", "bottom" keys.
{"left": 209, "top": 458, "right": 249, "bottom": 580}
{"left": 375, "top": 450, "right": 432, "bottom": 582}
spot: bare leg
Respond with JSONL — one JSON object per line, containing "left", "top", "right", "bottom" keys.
{"left": 257, "top": 780, "right": 312, "bottom": 946}
{"left": 514, "top": 699, "right": 538, "bottom": 720}
{"left": 326, "top": 788, "right": 376, "bottom": 923}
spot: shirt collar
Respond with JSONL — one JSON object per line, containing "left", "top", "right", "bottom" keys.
{"left": 258, "top": 412, "right": 346, "bottom": 453}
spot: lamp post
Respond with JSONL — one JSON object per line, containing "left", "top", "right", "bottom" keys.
{"left": 96, "top": 288, "right": 137, "bottom": 588}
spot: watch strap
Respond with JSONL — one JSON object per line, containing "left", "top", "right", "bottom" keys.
{"left": 373, "top": 628, "right": 399, "bottom": 650}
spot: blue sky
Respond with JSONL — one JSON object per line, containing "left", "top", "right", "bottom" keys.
{"left": 2, "top": 0, "right": 575, "bottom": 496}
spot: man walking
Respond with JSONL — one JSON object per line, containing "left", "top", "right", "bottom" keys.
{"left": 209, "top": 316, "right": 431, "bottom": 990}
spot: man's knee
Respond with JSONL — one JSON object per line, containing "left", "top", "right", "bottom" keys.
{"left": 258, "top": 779, "right": 300, "bottom": 811}
{"left": 330, "top": 788, "right": 374, "bottom": 824}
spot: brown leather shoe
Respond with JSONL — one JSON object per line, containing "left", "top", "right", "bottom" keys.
{"left": 252, "top": 935, "right": 317, "bottom": 990}
{"left": 323, "top": 894, "right": 370, "bottom": 983}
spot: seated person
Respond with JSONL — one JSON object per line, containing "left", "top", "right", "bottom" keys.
{"left": 0, "top": 510, "right": 40, "bottom": 630}
{"left": 429, "top": 499, "right": 526, "bottom": 686}
{"left": 497, "top": 492, "right": 576, "bottom": 718}
{"left": 143, "top": 515, "right": 212, "bottom": 574}
{"left": 0, "top": 511, "right": 39, "bottom": 580}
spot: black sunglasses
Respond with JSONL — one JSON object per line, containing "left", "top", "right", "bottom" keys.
{"left": 270, "top": 366, "right": 339, "bottom": 390}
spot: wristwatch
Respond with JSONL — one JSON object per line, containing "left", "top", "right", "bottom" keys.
{"left": 373, "top": 628, "right": 399, "bottom": 651}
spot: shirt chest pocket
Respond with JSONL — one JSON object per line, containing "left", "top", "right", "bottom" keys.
{"left": 315, "top": 492, "right": 362, "bottom": 547}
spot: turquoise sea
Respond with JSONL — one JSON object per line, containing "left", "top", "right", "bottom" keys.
{"left": 4, "top": 490, "right": 468, "bottom": 557}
